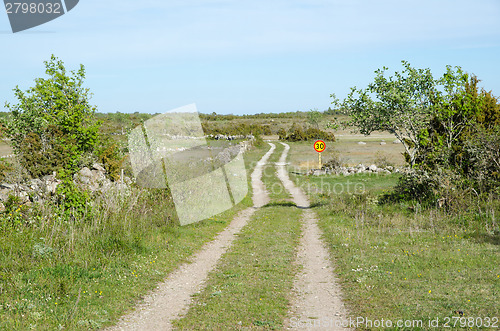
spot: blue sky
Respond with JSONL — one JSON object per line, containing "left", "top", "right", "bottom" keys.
{"left": 1, "top": 0, "right": 499, "bottom": 115}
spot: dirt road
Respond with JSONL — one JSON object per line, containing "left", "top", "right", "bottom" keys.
{"left": 108, "top": 142, "right": 349, "bottom": 330}
{"left": 277, "top": 142, "right": 350, "bottom": 330}
{"left": 108, "top": 143, "right": 276, "bottom": 331}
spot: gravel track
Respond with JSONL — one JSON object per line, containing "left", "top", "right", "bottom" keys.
{"left": 107, "top": 143, "right": 276, "bottom": 331}
{"left": 277, "top": 142, "right": 350, "bottom": 330}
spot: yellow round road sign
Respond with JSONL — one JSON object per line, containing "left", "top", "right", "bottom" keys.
{"left": 314, "top": 140, "right": 326, "bottom": 153}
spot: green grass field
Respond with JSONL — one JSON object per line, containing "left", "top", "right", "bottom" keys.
{"left": 287, "top": 141, "right": 500, "bottom": 330}
{"left": 1, "top": 110, "right": 498, "bottom": 330}
{"left": 0, "top": 143, "right": 269, "bottom": 330}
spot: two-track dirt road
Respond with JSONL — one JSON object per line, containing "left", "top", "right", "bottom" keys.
{"left": 108, "top": 142, "right": 349, "bottom": 330}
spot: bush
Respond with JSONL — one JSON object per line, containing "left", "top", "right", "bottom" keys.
{"left": 322, "top": 150, "right": 347, "bottom": 169}
{"left": 462, "top": 126, "right": 500, "bottom": 194}
{"left": 56, "top": 177, "right": 91, "bottom": 220}
{"left": 374, "top": 151, "right": 394, "bottom": 168}
{"left": 3, "top": 55, "right": 100, "bottom": 178}
{"left": 381, "top": 169, "right": 439, "bottom": 205}
{"left": 96, "top": 135, "right": 125, "bottom": 181}
{"left": 15, "top": 125, "right": 81, "bottom": 178}
{"left": 279, "top": 123, "right": 335, "bottom": 142}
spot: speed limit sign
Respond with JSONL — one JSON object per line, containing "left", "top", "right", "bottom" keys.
{"left": 314, "top": 140, "right": 326, "bottom": 168}
{"left": 314, "top": 140, "right": 326, "bottom": 153}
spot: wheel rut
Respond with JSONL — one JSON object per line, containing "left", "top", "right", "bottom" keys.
{"left": 277, "top": 142, "right": 350, "bottom": 330}
{"left": 107, "top": 143, "right": 276, "bottom": 331}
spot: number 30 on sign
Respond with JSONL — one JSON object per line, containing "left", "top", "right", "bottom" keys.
{"left": 314, "top": 140, "right": 326, "bottom": 153}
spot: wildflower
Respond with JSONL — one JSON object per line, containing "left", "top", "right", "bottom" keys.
{"left": 428, "top": 290, "right": 431, "bottom": 294}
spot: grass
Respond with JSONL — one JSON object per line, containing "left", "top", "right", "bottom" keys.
{"left": 261, "top": 143, "right": 291, "bottom": 202}
{"left": 0, "top": 143, "right": 270, "bottom": 330}
{"left": 287, "top": 140, "right": 500, "bottom": 329}
{"left": 285, "top": 139, "right": 405, "bottom": 170}
{"left": 173, "top": 188, "right": 301, "bottom": 330}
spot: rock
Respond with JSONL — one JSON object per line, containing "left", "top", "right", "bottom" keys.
{"left": 41, "top": 173, "right": 61, "bottom": 194}
{"left": 393, "top": 139, "right": 402, "bottom": 144}
{"left": 29, "top": 178, "right": 43, "bottom": 191}
{"left": 387, "top": 166, "right": 394, "bottom": 171}
{"left": 79, "top": 167, "right": 93, "bottom": 178}
{"left": 380, "top": 142, "right": 386, "bottom": 145}
{"left": 0, "top": 202, "right": 4, "bottom": 212}
{"left": 358, "top": 141, "right": 366, "bottom": 145}
{"left": 79, "top": 176, "right": 90, "bottom": 185}
{"left": 45, "top": 178, "right": 61, "bottom": 194}
{"left": 312, "top": 169, "right": 327, "bottom": 176}
{"left": 0, "top": 189, "right": 10, "bottom": 201}
{"left": 92, "top": 163, "right": 106, "bottom": 173}
{"left": 17, "top": 191, "right": 29, "bottom": 203}
{"left": 0, "top": 183, "right": 15, "bottom": 190}
{"left": 369, "top": 164, "right": 378, "bottom": 172}
{"left": 91, "top": 170, "right": 106, "bottom": 182}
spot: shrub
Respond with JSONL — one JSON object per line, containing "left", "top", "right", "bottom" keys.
{"left": 374, "top": 151, "right": 394, "bottom": 168}
{"left": 462, "top": 126, "right": 500, "bottom": 194}
{"left": 381, "top": 169, "right": 439, "bottom": 205}
{"left": 279, "top": 123, "right": 335, "bottom": 142}
{"left": 3, "top": 55, "right": 100, "bottom": 177}
{"left": 56, "top": 177, "right": 91, "bottom": 220}
{"left": 95, "top": 134, "right": 125, "bottom": 181}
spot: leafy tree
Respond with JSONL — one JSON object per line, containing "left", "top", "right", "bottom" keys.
{"left": 335, "top": 61, "right": 435, "bottom": 166}
{"left": 3, "top": 55, "right": 100, "bottom": 177}
{"left": 307, "top": 108, "right": 323, "bottom": 129}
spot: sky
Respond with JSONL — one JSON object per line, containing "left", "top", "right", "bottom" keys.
{"left": 1, "top": 0, "right": 499, "bottom": 115}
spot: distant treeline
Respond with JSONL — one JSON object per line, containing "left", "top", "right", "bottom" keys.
{"left": 199, "top": 108, "right": 340, "bottom": 121}
{"left": 0, "top": 109, "right": 339, "bottom": 137}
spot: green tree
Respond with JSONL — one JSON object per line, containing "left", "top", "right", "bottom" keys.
{"left": 307, "top": 108, "right": 323, "bottom": 129}
{"left": 3, "top": 55, "right": 100, "bottom": 177}
{"left": 335, "top": 61, "right": 435, "bottom": 166}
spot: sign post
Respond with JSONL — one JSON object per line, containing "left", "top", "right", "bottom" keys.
{"left": 313, "top": 140, "right": 326, "bottom": 168}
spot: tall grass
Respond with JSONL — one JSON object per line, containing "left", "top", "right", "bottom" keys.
{"left": 0, "top": 144, "right": 268, "bottom": 330}
{"left": 292, "top": 171, "right": 500, "bottom": 329}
